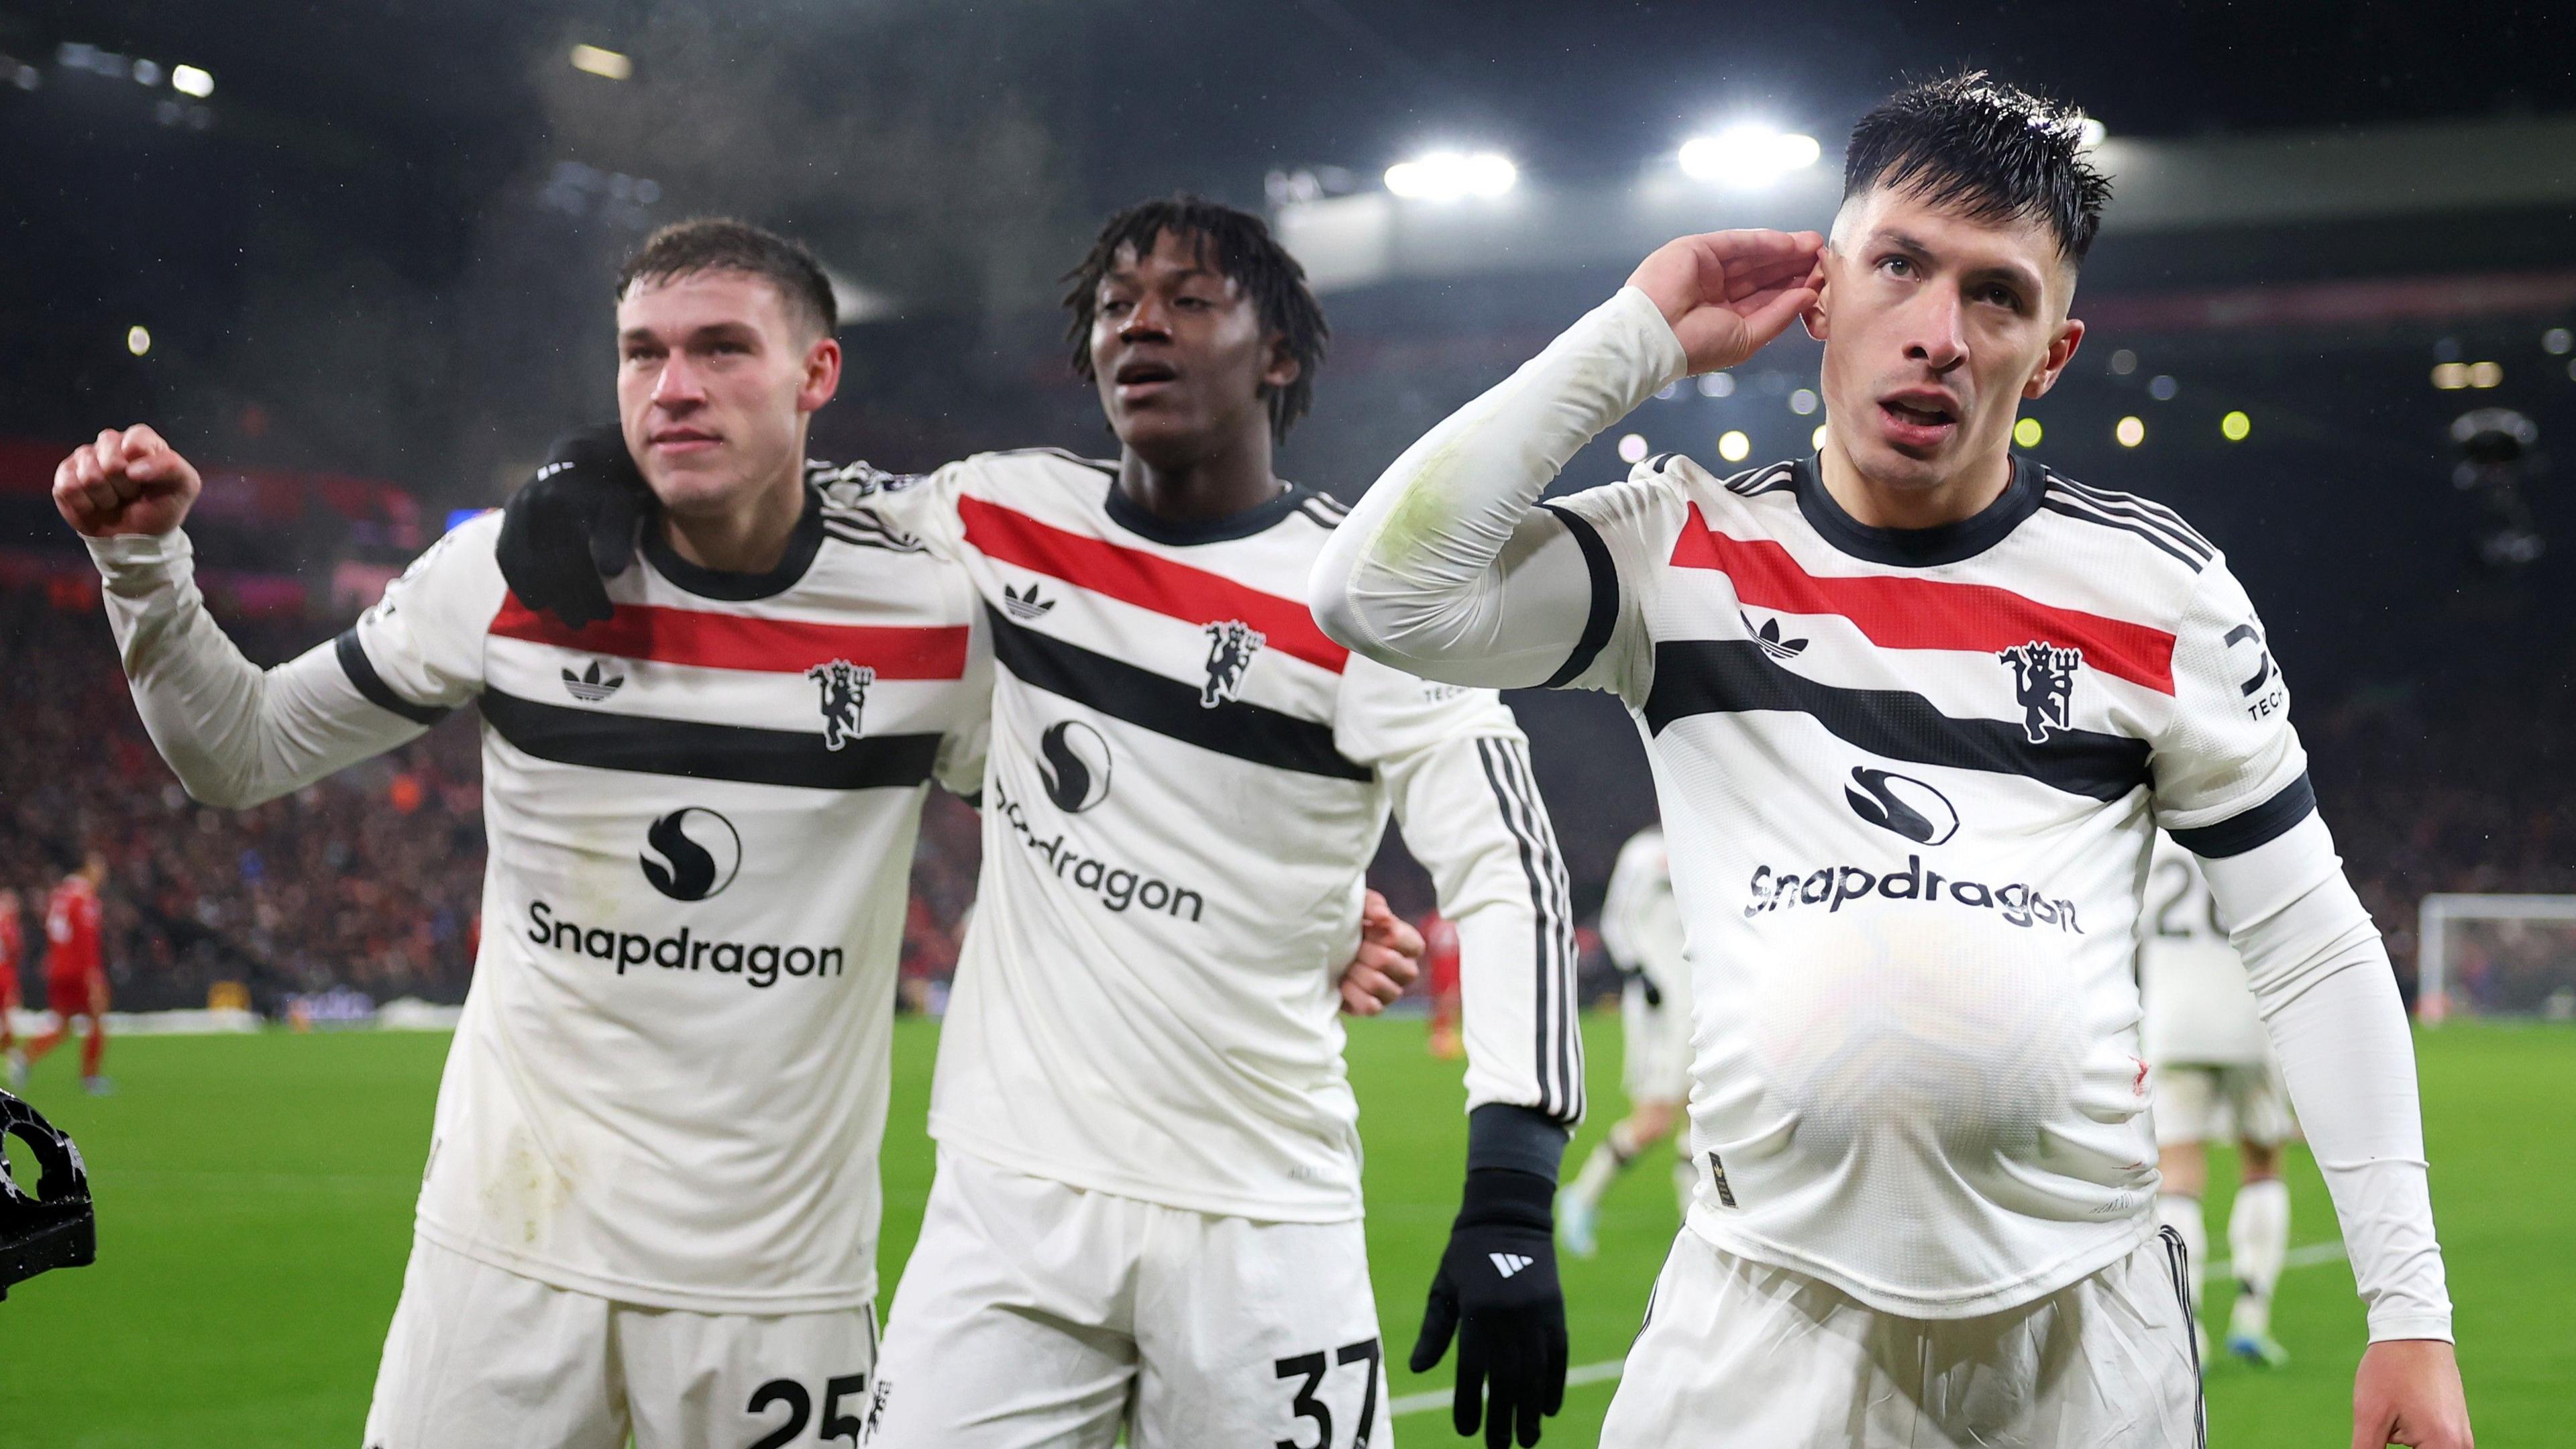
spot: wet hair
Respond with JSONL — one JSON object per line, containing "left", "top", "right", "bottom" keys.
{"left": 1061, "top": 196, "right": 1330, "bottom": 440}
{"left": 616, "top": 217, "right": 838, "bottom": 337}
{"left": 1841, "top": 72, "right": 2113, "bottom": 266}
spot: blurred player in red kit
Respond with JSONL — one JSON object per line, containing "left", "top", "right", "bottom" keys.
{"left": 1, "top": 886, "right": 26, "bottom": 1089}
{"left": 27, "top": 854, "right": 112, "bottom": 1094}
{"left": 1422, "top": 908, "right": 1464, "bottom": 1058}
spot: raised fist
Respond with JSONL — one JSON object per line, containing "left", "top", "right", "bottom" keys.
{"left": 53, "top": 426, "right": 203, "bottom": 539}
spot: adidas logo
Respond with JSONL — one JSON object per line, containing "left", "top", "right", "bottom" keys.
{"left": 1488, "top": 1252, "right": 1534, "bottom": 1279}
{"left": 1743, "top": 613, "right": 1809, "bottom": 661}
{"left": 1002, "top": 582, "right": 1056, "bottom": 621}
{"left": 561, "top": 660, "right": 625, "bottom": 702}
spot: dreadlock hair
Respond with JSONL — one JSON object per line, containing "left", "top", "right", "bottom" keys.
{"left": 1062, "top": 196, "right": 1330, "bottom": 441}
{"left": 1841, "top": 72, "right": 2113, "bottom": 266}
{"left": 617, "top": 217, "right": 839, "bottom": 337}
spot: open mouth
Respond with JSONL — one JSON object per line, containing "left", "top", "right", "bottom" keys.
{"left": 1880, "top": 398, "right": 1955, "bottom": 427}
{"left": 1113, "top": 360, "right": 1177, "bottom": 387}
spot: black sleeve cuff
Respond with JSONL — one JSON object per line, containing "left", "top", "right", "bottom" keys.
{"left": 1536, "top": 503, "right": 1619, "bottom": 690}
{"left": 1466, "top": 1102, "right": 1572, "bottom": 1181}
{"left": 2169, "top": 772, "right": 2316, "bottom": 858}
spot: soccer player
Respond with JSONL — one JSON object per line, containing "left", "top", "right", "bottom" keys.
{"left": 1556, "top": 824, "right": 1693, "bottom": 1258}
{"left": 1, "top": 886, "right": 28, "bottom": 1089}
{"left": 1313, "top": 73, "right": 2472, "bottom": 1449}
{"left": 55, "top": 220, "right": 998, "bottom": 1447}
{"left": 24, "top": 855, "right": 111, "bottom": 1094}
{"left": 2143, "top": 829, "right": 2297, "bottom": 1366}
{"left": 504, "top": 197, "right": 1585, "bottom": 1448}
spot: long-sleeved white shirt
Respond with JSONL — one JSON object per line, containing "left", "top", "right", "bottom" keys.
{"left": 1311, "top": 286, "right": 2451, "bottom": 1337}
{"left": 89, "top": 492, "right": 991, "bottom": 1312}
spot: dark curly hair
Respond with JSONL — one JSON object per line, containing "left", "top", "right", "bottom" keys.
{"left": 1062, "top": 196, "right": 1330, "bottom": 440}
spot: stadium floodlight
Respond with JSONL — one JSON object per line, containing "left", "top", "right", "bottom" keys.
{"left": 126, "top": 325, "right": 151, "bottom": 357}
{"left": 1617, "top": 433, "right": 1649, "bottom": 464}
{"left": 2014, "top": 417, "right": 2043, "bottom": 448}
{"left": 171, "top": 64, "right": 213, "bottom": 98}
{"left": 2221, "top": 410, "right": 2251, "bottom": 441}
{"left": 570, "top": 44, "right": 633, "bottom": 80}
{"left": 1676, "top": 126, "right": 1821, "bottom": 188}
{"left": 2077, "top": 117, "right": 2107, "bottom": 148}
{"left": 2115, "top": 415, "right": 2145, "bottom": 448}
{"left": 1717, "top": 429, "right": 1752, "bottom": 463}
{"left": 1383, "top": 151, "right": 1517, "bottom": 201}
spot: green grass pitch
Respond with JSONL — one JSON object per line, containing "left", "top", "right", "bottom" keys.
{"left": 3, "top": 1017, "right": 2569, "bottom": 1445}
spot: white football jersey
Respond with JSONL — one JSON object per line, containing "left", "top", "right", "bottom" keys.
{"left": 2139, "top": 833, "right": 2271, "bottom": 1065}
{"left": 845, "top": 449, "right": 1582, "bottom": 1222}
{"left": 1601, "top": 824, "right": 1689, "bottom": 1010}
{"left": 1550, "top": 451, "right": 2314, "bottom": 1317}
{"left": 345, "top": 488, "right": 988, "bottom": 1312}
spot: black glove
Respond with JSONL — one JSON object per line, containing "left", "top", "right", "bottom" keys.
{"left": 1410, "top": 1167, "right": 1568, "bottom": 1447}
{"left": 495, "top": 424, "right": 653, "bottom": 629}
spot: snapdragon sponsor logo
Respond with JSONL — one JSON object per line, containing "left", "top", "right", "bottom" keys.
{"left": 990, "top": 780, "right": 1205, "bottom": 922}
{"left": 1743, "top": 854, "right": 2082, "bottom": 932}
{"left": 526, "top": 900, "right": 845, "bottom": 987}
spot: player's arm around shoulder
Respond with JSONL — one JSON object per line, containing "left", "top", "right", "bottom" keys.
{"left": 56, "top": 425, "right": 488, "bottom": 809}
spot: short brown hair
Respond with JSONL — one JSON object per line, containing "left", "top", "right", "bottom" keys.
{"left": 616, "top": 217, "right": 839, "bottom": 336}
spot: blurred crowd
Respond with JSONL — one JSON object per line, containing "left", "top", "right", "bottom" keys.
{"left": 3, "top": 583, "right": 2572, "bottom": 1018}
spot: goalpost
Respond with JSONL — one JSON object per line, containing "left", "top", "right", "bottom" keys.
{"left": 2416, "top": 894, "right": 2576, "bottom": 1023}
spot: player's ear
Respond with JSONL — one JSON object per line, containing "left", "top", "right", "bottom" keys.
{"left": 798, "top": 335, "right": 843, "bottom": 414}
{"left": 1260, "top": 331, "right": 1300, "bottom": 392}
{"left": 1801, "top": 252, "right": 1833, "bottom": 342}
{"left": 2024, "top": 317, "right": 2084, "bottom": 400}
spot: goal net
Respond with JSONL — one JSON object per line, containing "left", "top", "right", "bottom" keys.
{"left": 2417, "top": 894, "right": 2576, "bottom": 1022}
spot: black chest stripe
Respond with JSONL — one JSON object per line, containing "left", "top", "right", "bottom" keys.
{"left": 986, "top": 605, "right": 1371, "bottom": 782}
{"left": 1642, "top": 639, "right": 2152, "bottom": 801}
{"left": 480, "top": 689, "right": 942, "bottom": 791}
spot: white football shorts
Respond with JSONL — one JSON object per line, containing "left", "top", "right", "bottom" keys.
{"left": 2152, "top": 1059, "right": 2296, "bottom": 1148}
{"left": 1599, "top": 1226, "right": 2203, "bottom": 1449}
{"left": 866, "top": 1146, "right": 1390, "bottom": 1449}
{"left": 1619, "top": 973, "right": 1693, "bottom": 1106}
{"left": 362, "top": 1235, "right": 878, "bottom": 1449}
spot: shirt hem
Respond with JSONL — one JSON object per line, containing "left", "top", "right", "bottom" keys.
{"left": 412, "top": 1217, "right": 877, "bottom": 1316}
{"left": 2365, "top": 1313, "right": 2455, "bottom": 1344}
{"left": 931, "top": 1122, "right": 1363, "bottom": 1225}
{"left": 1686, "top": 1205, "right": 2155, "bottom": 1320}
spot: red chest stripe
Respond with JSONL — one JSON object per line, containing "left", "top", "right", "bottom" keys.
{"left": 1670, "top": 506, "right": 2177, "bottom": 694}
{"left": 958, "top": 495, "right": 1348, "bottom": 672}
{"left": 490, "top": 598, "right": 969, "bottom": 678}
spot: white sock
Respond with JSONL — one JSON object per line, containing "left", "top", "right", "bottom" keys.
{"left": 2229, "top": 1178, "right": 2290, "bottom": 1338}
{"left": 2157, "top": 1192, "right": 2208, "bottom": 1319}
{"left": 1566, "top": 1124, "right": 1646, "bottom": 1210}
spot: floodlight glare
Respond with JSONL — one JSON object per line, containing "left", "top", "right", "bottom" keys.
{"left": 126, "top": 325, "right": 152, "bottom": 357}
{"left": 1810, "top": 425, "right": 1828, "bottom": 451}
{"left": 171, "top": 64, "right": 213, "bottom": 98}
{"left": 2013, "top": 417, "right": 2043, "bottom": 449}
{"left": 1717, "top": 429, "right": 1752, "bottom": 463}
{"left": 1677, "top": 126, "right": 1821, "bottom": 188}
{"left": 1384, "top": 151, "right": 1517, "bottom": 201}
{"left": 2115, "top": 416, "right": 2145, "bottom": 448}
{"left": 1617, "top": 433, "right": 1649, "bottom": 464}
{"left": 2221, "top": 411, "right": 2252, "bottom": 442}
{"left": 2077, "top": 117, "right": 2107, "bottom": 148}
{"left": 570, "top": 44, "right": 633, "bottom": 80}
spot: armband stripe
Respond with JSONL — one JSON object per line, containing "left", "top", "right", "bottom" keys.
{"left": 1538, "top": 503, "right": 1618, "bottom": 690}
{"left": 335, "top": 631, "right": 453, "bottom": 726}
{"left": 2171, "top": 772, "right": 2316, "bottom": 858}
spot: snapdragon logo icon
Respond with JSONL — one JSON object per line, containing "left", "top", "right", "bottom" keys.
{"left": 1843, "top": 767, "right": 1960, "bottom": 847}
{"left": 1038, "top": 720, "right": 1112, "bottom": 813}
{"left": 640, "top": 808, "right": 742, "bottom": 902}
